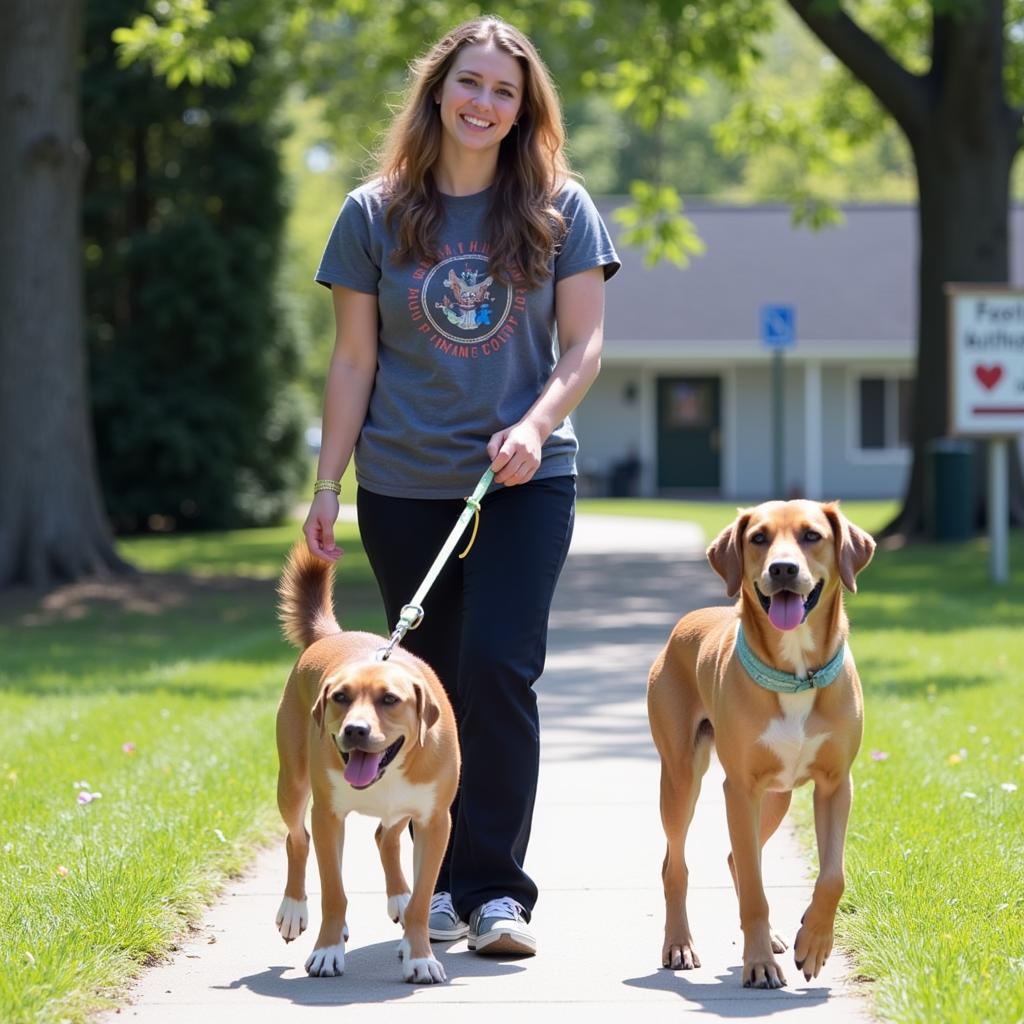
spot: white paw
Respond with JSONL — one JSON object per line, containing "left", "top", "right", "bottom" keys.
{"left": 305, "top": 943, "right": 345, "bottom": 977}
{"left": 275, "top": 897, "right": 308, "bottom": 942}
{"left": 388, "top": 892, "right": 411, "bottom": 924}
{"left": 403, "top": 954, "right": 447, "bottom": 984}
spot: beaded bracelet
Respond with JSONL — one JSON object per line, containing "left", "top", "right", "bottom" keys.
{"left": 313, "top": 479, "right": 341, "bottom": 495}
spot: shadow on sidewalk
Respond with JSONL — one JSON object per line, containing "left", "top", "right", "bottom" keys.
{"left": 218, "top": 940, "right": 526, "bottom": 1005}
{"left": 624, "top": 966, "right": 833, "bottom": 1017}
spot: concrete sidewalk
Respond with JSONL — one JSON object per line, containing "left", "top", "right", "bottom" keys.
{"left": 103, "top": 514, "right": 872, "bottom": 1023}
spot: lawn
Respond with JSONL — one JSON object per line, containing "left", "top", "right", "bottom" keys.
{"left": 1, "top": 499, "right": 1022, "bottom": 1023}
{"left": 0, "top": 521, "right": 384, "bottom": 1024}
{"left": 583, "top": 497, "right": 1024, "bottom": 1023}
{"left": 819, "top": 535, "right": 1024, "bottom": 1024}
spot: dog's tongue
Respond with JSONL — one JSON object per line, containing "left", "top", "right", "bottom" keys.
{"left": 768, "top": 591, "right": 804, "bottom": 631}
{"left": 344, "top": 750, "right": 384, "bottom": 788}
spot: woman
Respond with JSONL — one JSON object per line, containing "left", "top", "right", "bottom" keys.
{"left": 305, "top": 15, "right": 619, "bottom": 957}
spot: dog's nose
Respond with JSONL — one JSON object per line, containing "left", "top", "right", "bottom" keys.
{"left": 343, "top": 720, "right": 371, "bottom": 742}
{"left": 768, "top": 560, "right": 799, "bottom": 581}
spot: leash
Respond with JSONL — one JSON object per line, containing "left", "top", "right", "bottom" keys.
{"left": 375, "top": 468, "right": 494, "bottom": 661}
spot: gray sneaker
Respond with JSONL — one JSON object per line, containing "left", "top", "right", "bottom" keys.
{"left": 467, "top": 897, "right": 536, "bottom": 956}
{"left": 428, "top": 891, "right": 469, "bottom": 941}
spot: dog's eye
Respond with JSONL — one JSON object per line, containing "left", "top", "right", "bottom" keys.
{"left": 380, "top": 693, "right": 400, "bottom": 706}
{"left": 331, "top": 691, "right": 350, "bottom": 704}
{"left": 804, "top": 530, "right": 822, "bottom": 543}
{"left": 749, "top": 531, "right": 768, "bottom": 545}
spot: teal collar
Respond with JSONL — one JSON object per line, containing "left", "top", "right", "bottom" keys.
{"left": 735, "top": 624, "right": 847, "bottom": 694}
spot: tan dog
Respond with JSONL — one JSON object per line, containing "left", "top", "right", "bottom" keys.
{"left": 274, "top": 542, "right": 459, "bottom": 983}
{"left": 647, "top": 500, "right": 874, "bottom": 989}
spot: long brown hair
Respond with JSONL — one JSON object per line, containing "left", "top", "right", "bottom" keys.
{"left": 377, "top": 17, "right": 570, "bottom": 289}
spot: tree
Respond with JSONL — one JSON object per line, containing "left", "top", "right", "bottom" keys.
{"left": 0, "top": 1, "right": 129, "bottom": 587}
{"left": 127, "top": 2, "right": 1024, "bottom": 537}
{"left": 782, "top": 0, "right": 1024, "bottom": 533}
{"left": 84, "top": 0, "right": 308, "bottom": 533}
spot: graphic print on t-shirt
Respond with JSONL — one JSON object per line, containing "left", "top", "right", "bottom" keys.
{"left": 410, "top": 246, "right": 528, "bottom": 359}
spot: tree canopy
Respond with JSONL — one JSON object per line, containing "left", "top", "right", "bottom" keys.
{"left": 117, "top": 1, "right": 1024, "bottom": 534}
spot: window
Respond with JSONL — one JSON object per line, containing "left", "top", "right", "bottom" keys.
{"left": 858, "top": 375, "right": 913, "bottom": 450}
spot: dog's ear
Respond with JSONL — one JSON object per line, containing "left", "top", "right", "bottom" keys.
{"left": 707, "top": 510, "right": 751, "bottom": 598}
{"left": 413, "top": 680, "right": 440, "bottom": 748}
{"left": 311, "top": 683, "right": 331, "bottom": 736}
{"left": 822, "top": 502, "right": 876, "bottom": 592}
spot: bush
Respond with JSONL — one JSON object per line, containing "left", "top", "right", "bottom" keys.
{"left": 83, "top": 0, "right": 309, "bottom": 533}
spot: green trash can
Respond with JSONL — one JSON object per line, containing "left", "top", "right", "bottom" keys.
{"left": 924, "top": 438, "right": 973, "bottom": 541}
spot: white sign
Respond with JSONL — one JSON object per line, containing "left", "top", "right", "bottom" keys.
{"left": 947, "top": 285, "right": 1024, "bottom": 436}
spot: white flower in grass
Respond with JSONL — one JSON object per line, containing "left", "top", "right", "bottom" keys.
{"left": 76, "top": 790, "right": 102, "bottom": 805}
{"left": 1001, "top": 782, "right": 1018, "bottom": 793}
{"left": 960, "top": 791, "right": 978, "bottom": 800}
{"left": 213, "top": 829, "right": 227, "bottom": 843}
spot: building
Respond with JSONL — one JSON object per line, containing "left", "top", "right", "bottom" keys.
{"left": 576, "top": 202, "right": 921, "bottom": 500}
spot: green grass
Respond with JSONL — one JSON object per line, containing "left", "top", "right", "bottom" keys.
{"left": 0, "top": 521, "right": 384, "bottom": 1024}
{"left": 3, "top": 500, "right": 1023, "bottom": 1022}
{"left": 581, "top": 498, "right": 1024, "bottom": 1022}
{"left": 809, "top": 533, "right": 1024, "bottom": 1024}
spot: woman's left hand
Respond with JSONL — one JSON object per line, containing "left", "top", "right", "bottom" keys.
{"left": 487, "top": 421, "right": 544, "bottom": 486}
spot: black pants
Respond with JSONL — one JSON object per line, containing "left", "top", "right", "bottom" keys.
{"left": 357, "top": 475, "right": 575, "bottom": 921}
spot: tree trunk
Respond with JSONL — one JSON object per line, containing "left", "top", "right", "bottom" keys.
{"left": 0, "top": 0, "right": 131, "bottom": 588}
{"left": 887, "top": 130, "right": 1019, "bottom": 537}
{"left": 884, "top": 6, "right": 1022, "bottom": 538}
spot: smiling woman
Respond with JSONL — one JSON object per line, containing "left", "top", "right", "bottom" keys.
{"left": 302, "top": 15, "right": 619, "bottom": 961}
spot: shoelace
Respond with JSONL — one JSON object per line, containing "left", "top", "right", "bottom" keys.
{"left": 477, "top": 896, "right": 523, "bottom": 921}
{"left": 430, "top": 891, "right": 457, "bottom": 917}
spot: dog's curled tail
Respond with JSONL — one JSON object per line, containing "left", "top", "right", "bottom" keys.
{"left": 278, "top": 541, "right": 341, "bottom": 650}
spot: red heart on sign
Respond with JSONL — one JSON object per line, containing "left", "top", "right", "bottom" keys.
{"left": 975, "top": 364, "right": 1003, "bottom": 390}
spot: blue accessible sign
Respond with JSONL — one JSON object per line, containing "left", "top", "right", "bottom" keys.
{"left": 760, "top": 304, "right": 797, "bottom": 349}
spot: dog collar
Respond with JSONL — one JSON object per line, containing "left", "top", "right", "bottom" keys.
{"left": 735, "top": 624, "right": 847, "bottom": 694}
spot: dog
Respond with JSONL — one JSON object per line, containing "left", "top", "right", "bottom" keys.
{"left": 647, "top": 500, "right": 874, "bottom": 989}
{"left": 274, "top": 541, "right": 460, "bottom": 983}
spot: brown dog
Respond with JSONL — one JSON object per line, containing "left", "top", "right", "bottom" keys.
{"left": 274, "top": 542, "right": 460, "bottom": 983}
{"left": 647, "top": 500, "right": 874, "bottom": 989}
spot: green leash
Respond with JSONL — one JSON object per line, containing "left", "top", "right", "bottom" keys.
{"left": 376, "top": 467, "right": 495, "bottom": 661}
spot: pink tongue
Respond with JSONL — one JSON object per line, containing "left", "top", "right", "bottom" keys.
{"left": 344, "top": 750, "right": 384, "bottom": 788}
{"left": 768, "top": 591, "right": 804, "bottom": 631}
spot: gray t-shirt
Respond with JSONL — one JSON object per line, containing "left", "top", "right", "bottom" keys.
{"left": 315, "top": 178, "right": 620, "bottom": 498}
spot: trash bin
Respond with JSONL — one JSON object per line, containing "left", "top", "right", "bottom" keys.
{"left": 924, "top": 438, "right": 973, "bottom": 541}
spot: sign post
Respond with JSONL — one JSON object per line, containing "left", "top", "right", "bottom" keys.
{"left": 947, "top": 286, "right": 1024, "bottom": 583}
{"left": 760, "top": 304, "right": 796, "bottom": 498}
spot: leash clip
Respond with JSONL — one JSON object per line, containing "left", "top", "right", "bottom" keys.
{"left": 375, "top": 604, "right": 424, "bottom": 661}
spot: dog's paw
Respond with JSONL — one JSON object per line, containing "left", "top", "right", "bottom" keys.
{"left": 404, "top": 955, "right": 447, "bottom": 984}
{"left": 388, "top": 892, "right": 412, "bottom": 925}
{"left": 742, "top": 957, "right": 787, "bottom": 989}
{"left": 663, "top": 941, "right": 701, "bottom": 970}
{"left": 275, "top": 897, "right": 308, "bottom": 942}
{"left": 398, "top": 939, "right": 446, "bottom": 983}
{"left": 305, "top": 943, "right": 345, "bottom": 977}
{"left": 793, "top": 919, "right": 833, "bottom": 982}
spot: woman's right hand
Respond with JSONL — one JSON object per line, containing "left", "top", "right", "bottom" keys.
{"left": 303, "top": 491, "right": 344, "bottom": 562}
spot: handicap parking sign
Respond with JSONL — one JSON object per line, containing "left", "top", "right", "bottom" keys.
{"left": 760, "top": 304, "right": 796, "bottom": 349}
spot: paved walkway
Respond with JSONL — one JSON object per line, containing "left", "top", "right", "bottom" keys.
{"left": 103, "top": 514, "right": 872, "bottom": 1023}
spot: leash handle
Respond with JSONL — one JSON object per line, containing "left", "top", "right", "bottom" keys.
{"left": 377, "top": 468, "right": 494, "bottom": 660}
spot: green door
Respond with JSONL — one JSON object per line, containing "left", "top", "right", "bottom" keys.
{"left": 656, "top": 377, "right": 721, "bottom": 490}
